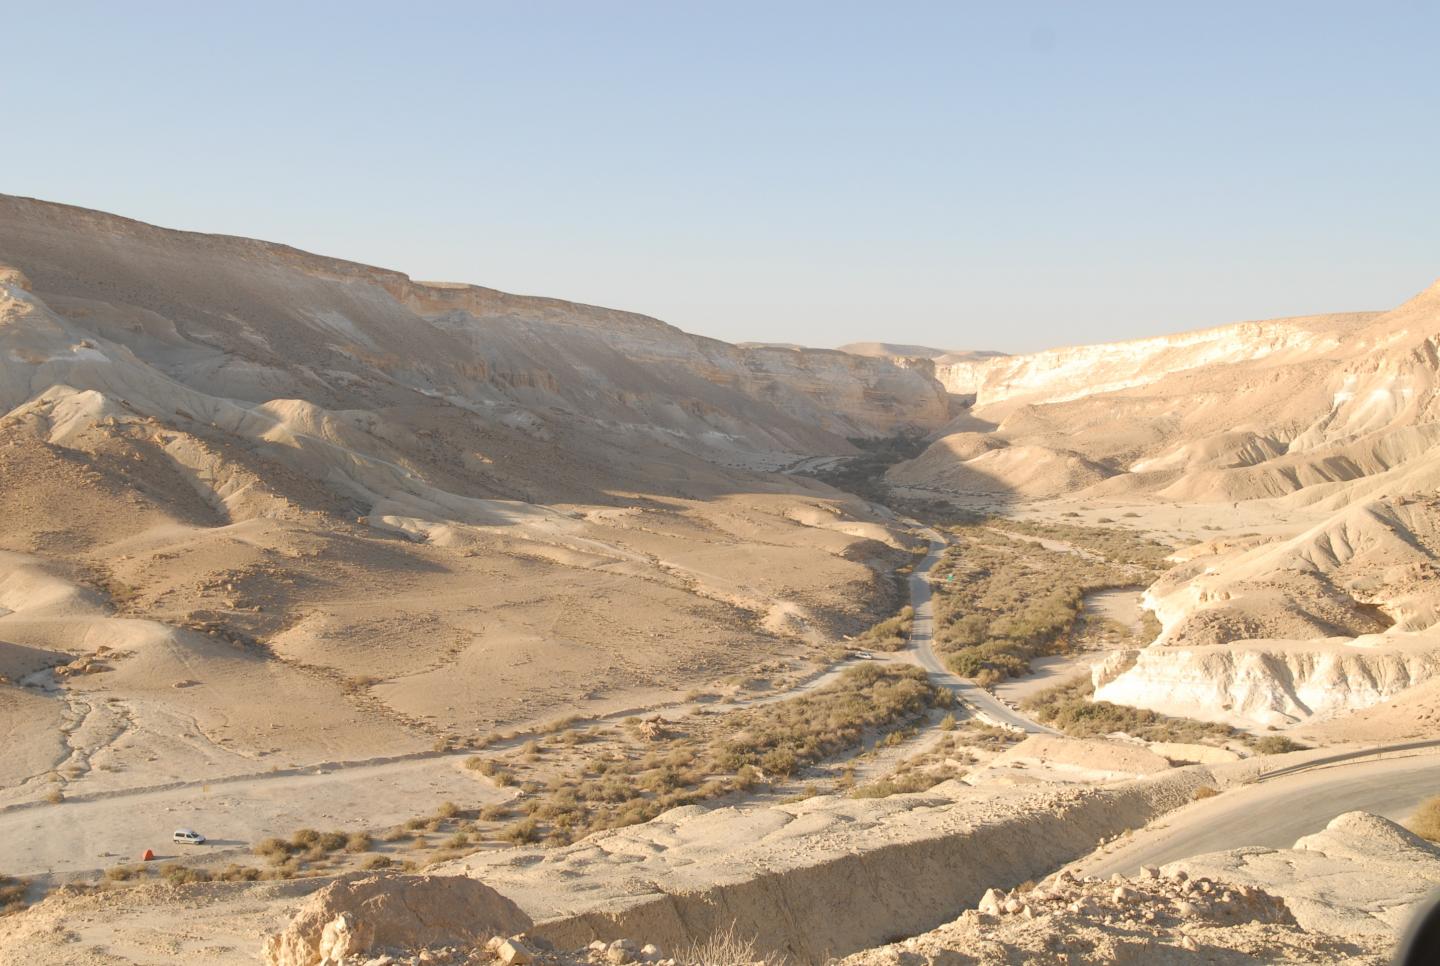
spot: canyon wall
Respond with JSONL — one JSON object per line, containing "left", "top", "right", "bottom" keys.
{"left": 0, "top": 194, "right": 949, "bottom": 461}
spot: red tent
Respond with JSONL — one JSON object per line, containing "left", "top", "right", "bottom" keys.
{"left": 141, "top": 849, "right": 155, "bottom": 862}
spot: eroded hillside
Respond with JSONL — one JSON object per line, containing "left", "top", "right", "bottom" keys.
{"left": 0, "top": 195, "right": 954, "bottom": 812}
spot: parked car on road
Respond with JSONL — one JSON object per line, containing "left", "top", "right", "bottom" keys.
{"left": 172, "top": 828, "right": 206, "bottom": 845}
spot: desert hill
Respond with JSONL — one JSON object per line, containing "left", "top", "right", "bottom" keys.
{"left": 0, "top": 195, "right": 953, "bottom": 806}
{"left": 888, "top": 277, "right": 1440, "bottom": 729}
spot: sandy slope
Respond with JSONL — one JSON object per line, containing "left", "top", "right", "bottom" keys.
{"left": 0, "top": 198, "right": 935, "bottom": 832}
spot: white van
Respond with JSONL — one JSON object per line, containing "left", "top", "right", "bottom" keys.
{"left": 172, "top": 828, "right": 206, "bottom": 845}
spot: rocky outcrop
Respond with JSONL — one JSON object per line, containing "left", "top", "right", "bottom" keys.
{"left": 1168, "top": 811, "right": 1440, "bottom": 938}
{"left": 1092, "top": 637, "right": 1440, "bottom": 728}
{"left": 261, "top": 873, "right": 532, "bottom": 966}
{"left": 839, "top": 863, "right": 1386, "bottom": 964}
{"left": 934, "top": 312, "right": 1373, "bottom": 413}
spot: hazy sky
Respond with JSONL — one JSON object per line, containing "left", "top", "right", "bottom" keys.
{"left": 4, "top": 2, "right": 1437, "bottom": 352}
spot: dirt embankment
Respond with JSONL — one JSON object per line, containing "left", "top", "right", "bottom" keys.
{"left": 452, "top": 766, "right": 1225, "bottom": 963}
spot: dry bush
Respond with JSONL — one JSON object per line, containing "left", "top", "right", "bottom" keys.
{"left": 478, "top": 803, "right": 511, "bottom": 822}
{"left": 254, "top": 837, "right": 293, "bottom": 862}
{"left": 542, "top": 714, "right": 582, "bottom": 733}
{"left": 315, "top": 830, "right": 348, "bottom": 852}
{"left": 159, "top": 863, "right": 211, "bottom": 885}
{"left": 345, "top": 832, "right": 373, "bottom": 853}
{"left": 363, "top": 855, "right": 393, "bottom": 870}
{"left": 678, "top": 922, "right": 783, "bottom": 966}
{"left": 104, "top": 864, "right": 145, "bottom": 882}
{"left": 504, "top": 817, "right": 540, "bottom": 844}
{"left": 1254, "top": 735, "right": 1308, "bottom": 755}
{"left": 0, "top": 876, "right": 30, "bottom": 913}
{"left": 1192, "top": 785, "right": 1220, "bottom": 800}
{"left": 216, "top": 864, "right": 263, "bottom": 882}
{"left": 1410, "top": 796, "right": 1440, "bottom": 842}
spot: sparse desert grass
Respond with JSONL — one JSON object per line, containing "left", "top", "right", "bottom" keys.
{"left": 679, "top": 921, "right": 785, "bottom": 966}
{"left": 1409, "top": 795, "right": 1440, "bottom": 842}
{"left": 254, "top": 826, "right": 374, "bottom": 868}
{"left": 996, "top": 518, "right": 1174, "bottom": 569}
{"left": 710, "top": 664, "right": 948, "bottom": 777}
{"left": 1192, "top": 785, "right": 1220, "bottom": 800}
{"left": 216, "top": 864, "right": 264, "bottom": 881}
{"left": 472, "top": 664, "right": 949, "bottom": 847}
{"left": 849, "top": 770, "right": 955, "bottom": 798}
{"left": 849, "top": 729, "right": 975, "bottom": 799}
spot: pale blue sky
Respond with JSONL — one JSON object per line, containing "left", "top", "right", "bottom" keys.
{"left": 4, "top": 1, "right": 1437, "bottom": 352}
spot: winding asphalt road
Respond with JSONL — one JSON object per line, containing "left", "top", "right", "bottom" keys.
{"left": 907, "top": 533, "right": 1058, "bottom": 735}
{"left": 1071, "top": 748, "right": 1440, "bottom": 879}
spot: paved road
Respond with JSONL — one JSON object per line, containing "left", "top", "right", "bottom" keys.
{"left": 907, "top": 533, "right": 1058, "bottom": 735}
{"left": 1070, "top": 750, "right": 1440, "bottom": 879}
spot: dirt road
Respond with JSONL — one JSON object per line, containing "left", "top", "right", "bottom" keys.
{"left": 0, "top": 752, "right": 508, "bottom": 880}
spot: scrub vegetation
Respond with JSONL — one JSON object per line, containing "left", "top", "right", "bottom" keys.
{"left": 930, "top": 522, "right": 1167, "bottom": 686}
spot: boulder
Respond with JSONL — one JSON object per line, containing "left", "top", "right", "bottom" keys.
{"left": 262, "top": 873, "right": 532, "bottom": 966}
